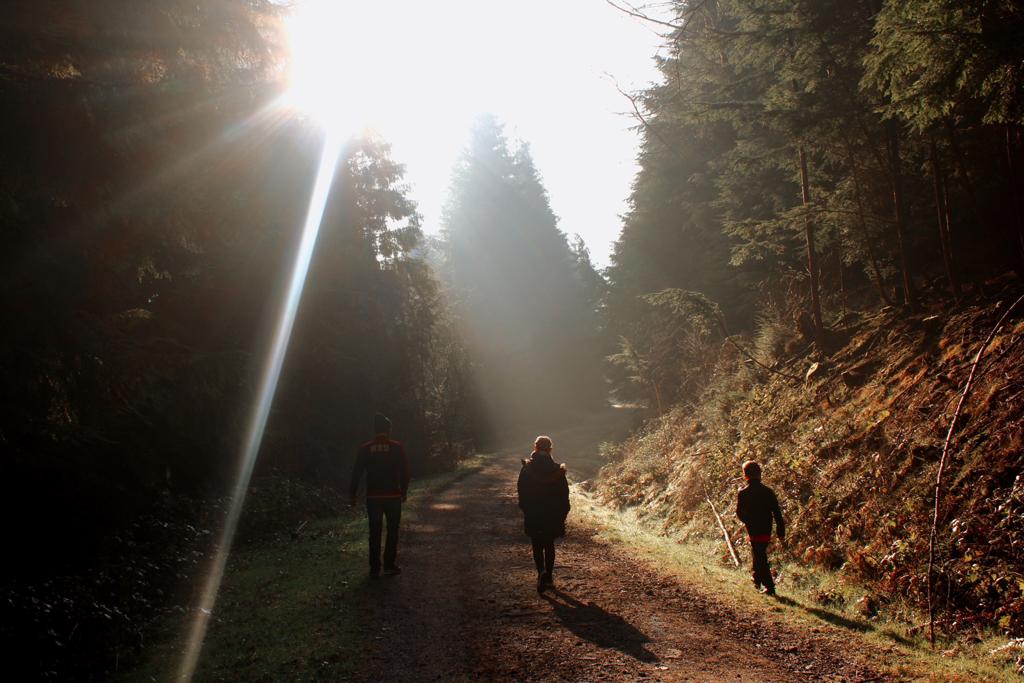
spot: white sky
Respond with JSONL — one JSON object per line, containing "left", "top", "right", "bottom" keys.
{"left": 287, "top": 1, "right": 671, "bottom": 266}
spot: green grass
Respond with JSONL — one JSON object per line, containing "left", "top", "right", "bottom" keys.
{"left": 114, "top": 451, "right": 1020, "bottom": 681}
{"left": 121, "top": 455, "right": 488, "bottom": 682}
{"left": 571, "top": 489, "right": 1020, "bottom": 683}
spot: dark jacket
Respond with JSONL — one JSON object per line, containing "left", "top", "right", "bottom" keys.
{"left": 736, "top": 480, "right": 785, "bottom": 541}
{"left": 517, "top": 452, "right": 570, "bottom": 539}
{"left": 350, "top": 435, "right": 409, "bottom": 500}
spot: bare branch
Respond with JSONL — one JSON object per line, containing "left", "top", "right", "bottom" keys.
{"left": 605, "top": 0, "right": 710, "bottom": 34}
{"left": 927, "top": 292, "right": 1024, "bottom": 646}
{"left": 699, "top": 473, "right": 741, "bottom": 567}
{"left": 716, "top": 315, "right": 804, "bottom": 383}
{"left": 604, "top": 0, "right": 685, "bottom": 30}
{"left": 609, "top": 76, "right": 689, "bottom": 161}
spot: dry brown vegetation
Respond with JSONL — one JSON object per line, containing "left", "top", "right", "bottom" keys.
{"left": 597, "top": 284, "right": 1024, "bottom": 644}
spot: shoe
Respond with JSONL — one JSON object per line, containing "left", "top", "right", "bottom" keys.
{"left": 536, "top": 572, "right": 546, "bottom": 594}
{"left": 543, "top": 572, "right": 554, "bottom": 587}
{"left": 382, "top": 565, "right": 402, "bottom": 575}
{"left": 761, "top": 586, "right": 776, "bottom": 596}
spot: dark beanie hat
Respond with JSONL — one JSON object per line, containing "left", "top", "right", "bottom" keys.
{"left": 373, "top": 413, "right": 392, "bottom": 434}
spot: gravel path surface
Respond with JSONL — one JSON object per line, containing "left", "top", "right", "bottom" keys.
{"left": 358, "top": 455, "right": 888, "bottom": 682}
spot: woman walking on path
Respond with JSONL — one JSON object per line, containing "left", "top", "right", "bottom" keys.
{"left": 517, "top": 436, "right": 570, "bottom": 594}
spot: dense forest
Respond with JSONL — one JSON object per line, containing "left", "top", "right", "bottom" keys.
{"left": 599, "top": 0, "right": 1024, "bottom": 648}
{"left": 0, "top": 0, "right": 478, "bottom": 555}
{"left": 0, "top": 2, "right": 610, "bottom": 677}
{"left": 606, "top": 0, "right": 1024, "bottom": 402}
{"left": 2, "top": 0, "right": 1023, "bottom": 679}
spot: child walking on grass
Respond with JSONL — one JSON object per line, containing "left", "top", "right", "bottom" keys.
{"left": 517, "top": 436, "right": 570, "bottom": 594}
{"left": 736, "top": 460, "right": 785, "bottom": 596}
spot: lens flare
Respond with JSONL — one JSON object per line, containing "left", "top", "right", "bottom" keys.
{"left": 176, "top": 131, "right": 343, "bottom": 681}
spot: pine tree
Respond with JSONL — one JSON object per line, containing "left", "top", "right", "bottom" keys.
{"left": 605, "top": 0, "right": 1024, "bottom": 409}
{"left": 863, "top": 0, "right": 1024, "bottom": 275}
{"left": 441, "top": 116, "right": 606, "bottom": 428}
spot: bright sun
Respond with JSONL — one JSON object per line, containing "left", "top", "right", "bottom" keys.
{"left": 280, "top": 0, "right": 646, "bottom": 252}
{"left": 282, "top": 0, "right": 480, "bottom": 139}
{"left": 284, "top": 1, "right": 398, "bottom": 134}
{"left": 280, "top": 0, "right": 494, "bottom": 223}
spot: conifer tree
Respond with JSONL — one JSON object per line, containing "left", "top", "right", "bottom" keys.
{"left": 442, "top": 116, "right": 606, "bottom": 429}
{"left": 0, "top": 0, "right": 480, "bottom": 559}
{"left": 605, "top": 0, "right": 1023, "bottom": 406}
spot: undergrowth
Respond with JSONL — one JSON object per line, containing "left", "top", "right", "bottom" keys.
{"left": 572, "top": 489, "right": 1022, "bottom": 681}
{"left": 597, "top": 287, "right": 1024, "bottom": 665}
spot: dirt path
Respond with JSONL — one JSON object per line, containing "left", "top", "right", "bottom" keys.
{"left": 358, "top": 454, "right": 886, "bottom": 682}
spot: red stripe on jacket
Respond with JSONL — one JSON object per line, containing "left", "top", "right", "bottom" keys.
{"left": 350, "top": 435, "right": 409, "bottom": 499}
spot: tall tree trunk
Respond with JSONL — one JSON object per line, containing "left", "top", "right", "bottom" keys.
{"left": 886, "top": 120, "right": 915, "bottom": 308}
{"left": 651, "top": 381, "right": 663, "bottom": 413}
{"left": 835, "top": 232, "right": 847, "bottom": 318}
{"left": 798, "top": 146, "right": 824, "bottom": 341}
{"left": 1005, "top": 124, "right": 1024, "bottom": 271}
{"left": 845, "top": 142, "right": 893, "bottom": 306}
{"left": 946, "top": 121, "right": 1024, "bottom": 278}
{"left": 929, "top": 135, "right": 961, "bottom": 301}
{"left": 942, "top": 177, "right": 958, "bottom": 295}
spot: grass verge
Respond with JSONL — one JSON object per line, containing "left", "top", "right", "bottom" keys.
{"left": 120, "top": 456, "right": 488, "bottom": 682}
{"left": 571, "top": 488, "right": 1020, "bottom": 682}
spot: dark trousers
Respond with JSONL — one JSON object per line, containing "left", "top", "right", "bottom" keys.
{"left": 531, "top": 537, "right": 555, "bottom": 575}
{"left": 751, "top": 542, "right": 774, "bottom": 590}
{"left": 366, "top": 499, "right": 402, "bottom": 572}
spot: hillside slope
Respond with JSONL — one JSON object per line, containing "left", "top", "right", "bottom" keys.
{"left": 597, "top": 286, "right": 1024, "bottom": 642}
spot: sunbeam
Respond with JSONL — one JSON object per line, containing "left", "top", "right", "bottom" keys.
{"left": 176, "top": 130, "right": 343, "bottom": 682}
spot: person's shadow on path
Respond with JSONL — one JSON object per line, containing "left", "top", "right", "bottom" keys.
{"left": 542, "top": 588, "right": 658, "bottom": 663}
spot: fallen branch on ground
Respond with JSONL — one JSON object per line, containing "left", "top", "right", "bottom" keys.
{"left": 699, "top": 474, "right": 740, "bottom": 567}
{"left": 715, "top": 313, "right": 804, "bottom": 383}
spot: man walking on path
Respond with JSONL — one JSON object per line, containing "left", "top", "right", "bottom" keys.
{"left": 736, "top": 460, "right": 785, "bottom": 595}
{"left": 350, "top": 413, "right": 410, "bottom": 577}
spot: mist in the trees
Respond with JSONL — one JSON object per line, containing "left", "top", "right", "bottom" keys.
{"left": 0, "top": 0, "right": 480, "bottom": 595}
{"left": 3, "top": 0, "right": 1024, "bottom": 678}
{"left": 441, "top": 115, "right": 608, "bottom": 436}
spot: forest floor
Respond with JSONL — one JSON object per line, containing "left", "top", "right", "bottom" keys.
{"left": 353, "top": 454, "right": 884, "bottom": 682}
{"left": 122, "top": 435, "right": 1004, "bottom": 682}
